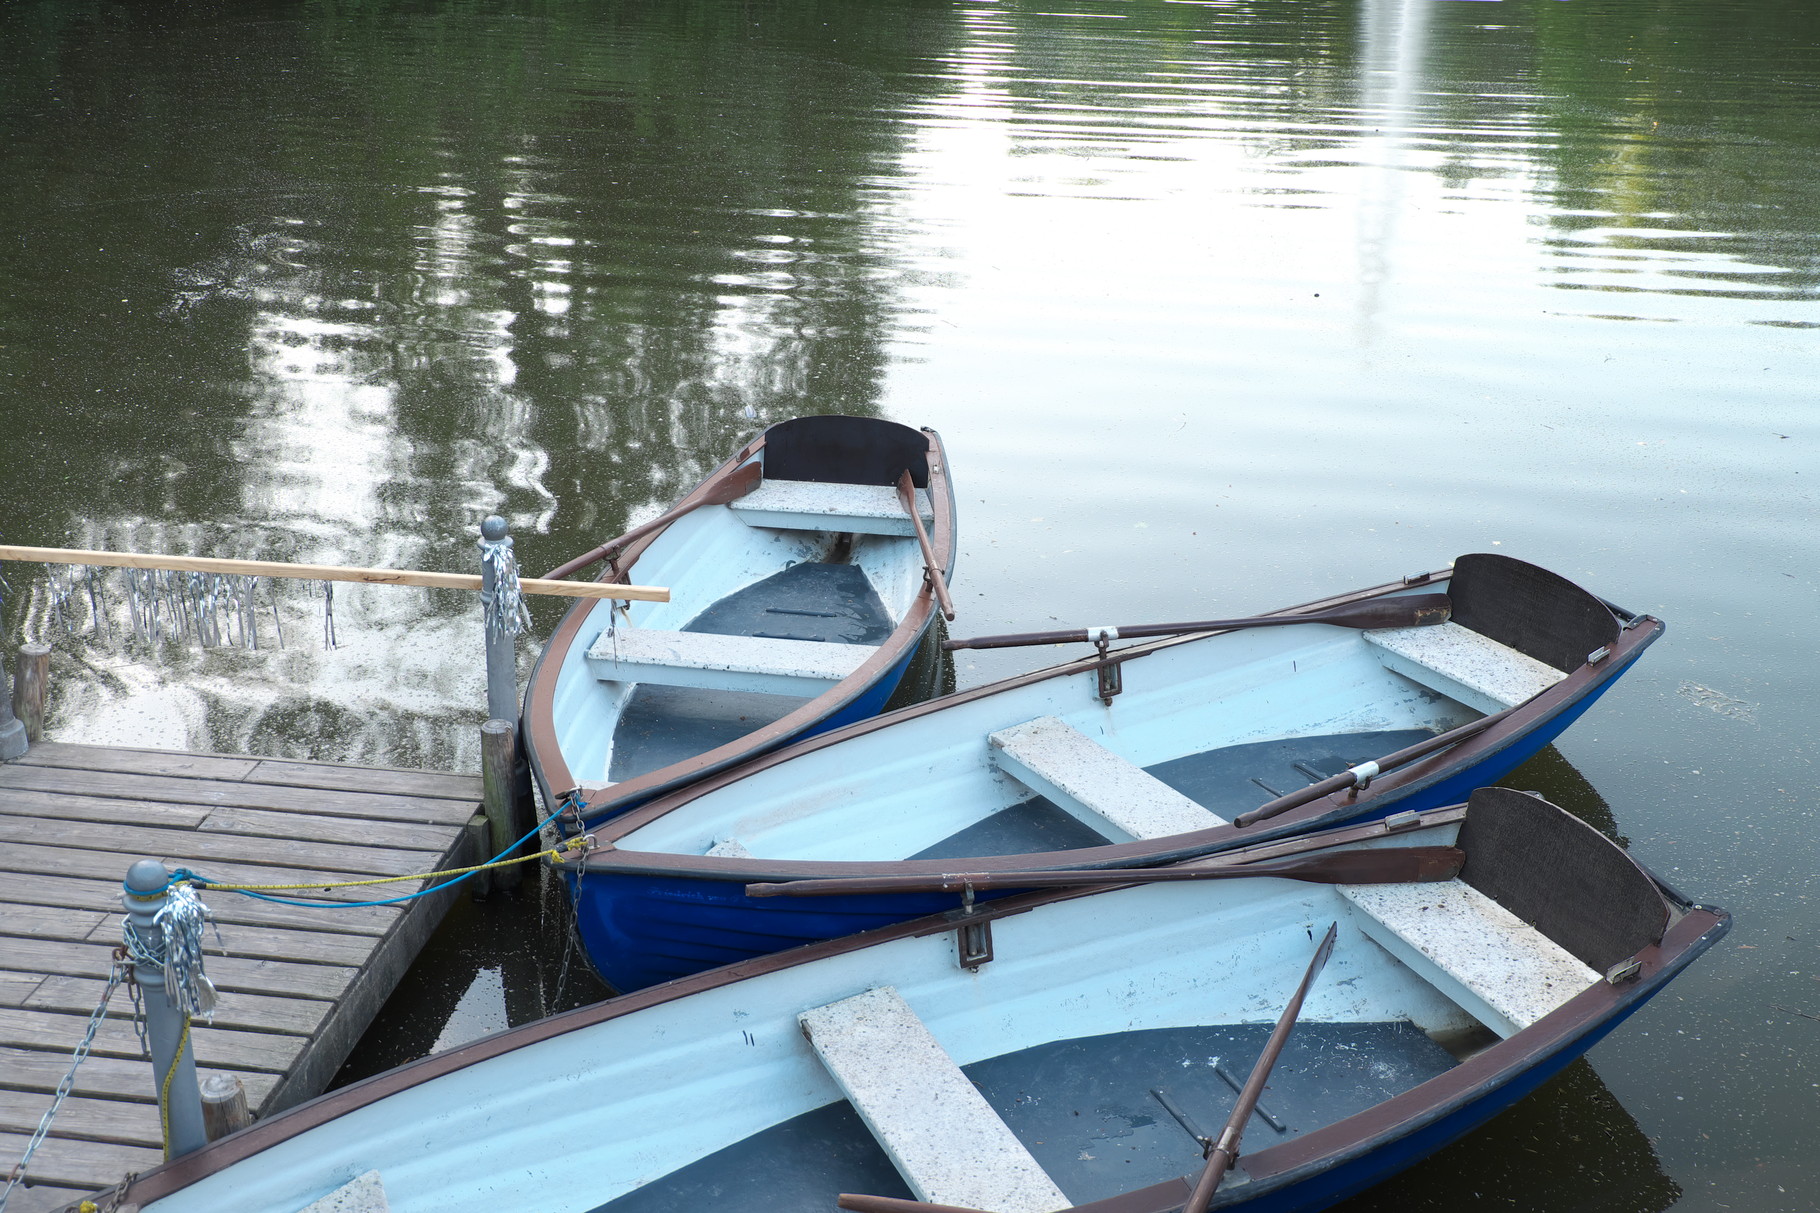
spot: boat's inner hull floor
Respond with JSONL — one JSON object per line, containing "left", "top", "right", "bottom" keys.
{"left": 589, "top": 1021, "right": 1457, "bottom": 1212}
{"left": 608, "top": 687, "right": 809, "bottom": 783}
{"left": 688, "top": 561, "right": 894, "bottom": 645}
{"left": 909, "top": 728, "right": 1438, "bottom": 860}
{"left": 606, "top": 563, "right": 896, "bottom": 783}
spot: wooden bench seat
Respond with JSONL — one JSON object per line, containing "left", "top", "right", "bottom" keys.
{"left": 730, "top": 478, "right": 934, "bottom": 537}
{"left": 1340, "top": 879, "right": 1599, "bottom": 1039}
{"left": 799, "top": 987, "right": 1068, "bottom": 1213}
{"left": 987, "top": 716, "right": 1228, "bottom": 843}
{"left": 1365, "top": 621, "right": 1565, "bottom": 714}
{"left": 585, "top": 627, "right": 872, "bottom": 697}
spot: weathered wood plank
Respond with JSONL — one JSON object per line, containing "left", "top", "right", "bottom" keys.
{"left": 1, "top": 973, "right": 43, "bottom": 1007}
{"left": 0, "top": 1009, "right": 306, "bottom": 1073}
{"left": 25, "top": 976, "right": 332, "bottom": 1038}
{"left": 0, "top": 938, "right": 356, "bottom": 1001}
{"left": 0, "top": 1182, "right": 91, "bottom": 1213}
{"left": 0, "top": 741, "right": 479, "bottom": 1199}
{"left": 246, "top": 757, "right": 481, "bottom": 801}
{"left": 198, "top": 805, "right": 450, "bottom": 850}
{"left": 0, "top": 816, "right": 450, "bottom": 878}
{"left": 0, "top": 903, "right": 108, "bottom": 943}
{"left": 0, "top": 1128, "right": 164, "bottom": 1192}
{"left": 0, "top": 1088, "right": 161, "bottom": 1147}
{"left": 0, "top": 1046, "right": 277, "bottom": 1107}
{"left": 0, "top": 870, "right": 399, "bottom": 936}
{"left": 14, "top": 740, "right": 260, "bottom": 781}
{"left": 0, "top": 786, "right": 213, "bottom": 831}
{"left": 0, "top": 763, "right": 476, "bottom": 825}
{"left": 82, "top": 918, "right": 378, "bottom": 967}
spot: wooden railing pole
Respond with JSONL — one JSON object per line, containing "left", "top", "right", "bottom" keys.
{"left": 0, "top": 544, "right": 669, "bottom": 603}
{"left": 15, "top": 641, "right": 49, "bottom": 743}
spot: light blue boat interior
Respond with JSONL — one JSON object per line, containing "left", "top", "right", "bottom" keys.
{"left": 143, "top": 806, "right": 1705, "bottom": 1213}
{"left": 545, "top": 459, "right": 937, "bottom": 791}
{"left": 611, "top": 600, "right": 1497, "bottom": 865}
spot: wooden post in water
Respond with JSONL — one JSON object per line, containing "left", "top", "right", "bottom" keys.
{"left": 481, "top": 718, "right": 522, "bottom": 890}
{"left": 200, "top": 1073, "right": 252, "bottom": 1141}
{"left": 14, "top": 641, "right": 49, "bottom": 742}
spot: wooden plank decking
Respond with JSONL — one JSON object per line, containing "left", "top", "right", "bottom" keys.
{"left": 0, "top": 741, "right": 482, "bottom": 1212}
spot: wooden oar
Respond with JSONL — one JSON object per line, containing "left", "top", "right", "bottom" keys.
{"left": 744, "top": 846, "right": 1463, "bottom": 898}
{"left": 943, "top": 594, "right": 1450, "bottom": 651}
{"left": 897, "top": 470, "right": 954, "bottom": 621}
{"left": 838, "top": 1196, "right": 992, "bottom": 1213}
{"left": 541, "top": 461, "right": 764, "bottom": 581}
{"left": 1232, "top": 701, "right": 1523, "bottom": 828}
{"left": 1184, "top": 923, "right": 1339, "bottom": 1213}
{"left": 0, "top": 545, "right": 668, "bottom": 602}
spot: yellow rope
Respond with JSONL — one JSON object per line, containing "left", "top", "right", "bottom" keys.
{"left": 178, "top": 837, "right": 591, "bottom": 894}
{"left": 159, "top": 1015, "right": 191, "bottom": 1158}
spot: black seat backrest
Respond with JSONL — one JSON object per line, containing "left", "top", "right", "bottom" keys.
{"left": 1447, "top": 553, "right": 1622, "bottom": 674}
{"left": 1457, "top": 786, "right": 1669, "bottom": 973}
{"left": 761, "top": 415, "right": 931, "bottom": 488}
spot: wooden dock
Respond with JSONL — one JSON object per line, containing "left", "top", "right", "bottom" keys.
{"left": 0, "top": 741, "right": 482, "bottom": 1213}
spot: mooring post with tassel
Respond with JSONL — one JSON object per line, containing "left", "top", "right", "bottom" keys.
{"left": 478, "top": 517, "right": 531, "bottom": 886}
{"left": 123, "top": 860, "right": 210, "bottom": 1159}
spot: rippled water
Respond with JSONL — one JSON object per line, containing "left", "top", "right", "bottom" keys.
{"left": 3, "top": 1, "right": 1818, "bottom": 1208}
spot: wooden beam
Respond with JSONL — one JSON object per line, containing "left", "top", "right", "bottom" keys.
{"left": 0, "top": 544, "right": 668, "bottom": 602}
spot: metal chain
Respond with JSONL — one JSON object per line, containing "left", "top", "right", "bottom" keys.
{"left": 0, "top": 955, "right": 128, "bottom": 1212}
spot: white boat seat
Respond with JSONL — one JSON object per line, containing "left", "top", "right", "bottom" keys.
{"left": 731, "top": 478, "right": 934, "bottom": 537}
{"left": 987, "top": 716, "right": 1228, "bottom": 843}
{"left": 1340, "top": 879, "right": 1599, "bottom": 1039}
{"left": 1365, "top": 621, "right": 1565, "bottom": 714}
{"left": 586, "top": 627, "right": 873, "bottom": 697}
{"left": 799, "top": 987, "right": 1068, "bottom": 1213}
{"left": 296, "top": 1170, "right": 388, "bottom": 1213}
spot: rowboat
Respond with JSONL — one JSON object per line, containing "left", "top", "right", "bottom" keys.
{"left": 523, "top": 414, "right": 957, "bottom": 820}
{"left": 563, "top": 553, "right": 1663, "bottom": 991}
{"left": 112, "top": 788, "right": 1727, "bottom": 1213}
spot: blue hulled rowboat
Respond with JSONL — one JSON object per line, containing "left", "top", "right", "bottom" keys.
{"left": 115, "top": 788, "right": 1725, "bottom": 1213}
{"left": 566, "top": 554, "right": 1662, "bottom": 992}
{"left": 523, "top": 414, "right": 957, "bottom": 822}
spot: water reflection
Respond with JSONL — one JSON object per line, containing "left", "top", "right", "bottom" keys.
{"left": 0, "top": 0, "right": 962, "bottom": 769}
{"left": 1337, "top": 1057, "right": 1679, "bottom": 1213}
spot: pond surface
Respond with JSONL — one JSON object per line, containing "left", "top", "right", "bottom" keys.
{"left": 3, "top": 1, "right": 1817, "bottom": 1209}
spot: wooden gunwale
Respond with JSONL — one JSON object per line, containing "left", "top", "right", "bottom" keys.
{"left": 112, "top": 809, "right": 1726, "bottom": 1211}
{"left": 569, "top": 589, "right": 1663, "bottom": 881}
{"left": 522, "top": 426, "right": 956, "bottom": 817}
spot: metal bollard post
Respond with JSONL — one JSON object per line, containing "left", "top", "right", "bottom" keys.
{"left": 477, "top": 516, "right": 520, "bottom": 725}
{"left": 124, "top": 859, "right": 209, "bottom": 1159}
{"left": 14, "top": 641, "right": 49, "bottom": 742}
{"left": 0, "top": 654, "right": 25, "bottom": 761}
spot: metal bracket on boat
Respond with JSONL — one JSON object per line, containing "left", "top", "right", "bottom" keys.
{"left": 1605, "top": 957, "right": 1643, "bottom": 985}
{"left": 1092, "top": 629, "right": 1123, "bottom": 704}
{"left": 1587, "top": 645, "right": 1611, "bottom": 664}
{"left": 946, "top": 882, "right": 994, "bottom": 971}
{"left": 1343, "top": 760, "right": 1379, "bottom": 799}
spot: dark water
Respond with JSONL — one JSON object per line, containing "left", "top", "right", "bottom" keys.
{"left": 3, "top": 1, "right": 1817, "bottom": 1209}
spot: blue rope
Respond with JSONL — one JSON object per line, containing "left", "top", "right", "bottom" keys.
{"left": 127, "top": 792, "right": 585, "bottom": 909}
